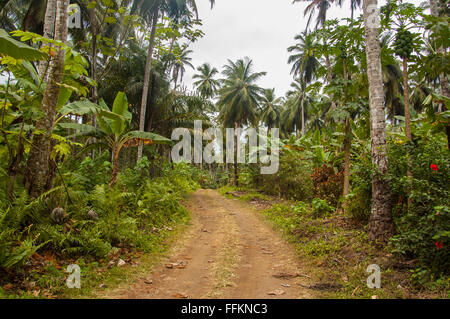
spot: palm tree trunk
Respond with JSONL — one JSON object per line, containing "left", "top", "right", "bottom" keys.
{"left": 324, "top": 54, "right": 337, "bottom": 111}
{"left": 90, "top": 8, "right": 98, "bottom": 159}
{"left": 343, "top": 118, "right": 351, "bottom": 198}
{"left": 26, "top": 0, "right": 68, "bottom": 198}
{"left": 403, "top": 58, "right": 413, "bottom": 209}
{"left": 38, "top": 0, "right": 57, "bottom": 79}
{"left": 363, "top": 0, "right": 395, "bottom": 243}
{"left": 234, "top": 122, "right": 239, "bottom": 186}
{"left": 301, "top": 99, "right": 305, "bottom": 135}
{"left": 429, "top": 0, "right": 450, "bottom": 149}
{"left": 342, "top": 58, "right": 351, "bottom": 199}
{"left": 234, "top": 123, "right": 239, "bottom": 186}
{"left": 137, "top": 5, "right": 159, "bottom": 163}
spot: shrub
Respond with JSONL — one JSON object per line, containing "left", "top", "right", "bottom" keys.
{"left": 388, "top": 135, "right": 450, "bottom": 279}
{"left": 311, "top": 164, "right": 344, "bottom": 207}
{"left": 311, "top": 198, "right": 335, "bottom": 218}
{"left": 259, "top": 152, "right": 314, "bottom": 202}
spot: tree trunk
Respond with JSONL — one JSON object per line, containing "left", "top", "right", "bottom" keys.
{"left": 402, "top": 58, "right": 413, "bottom": 209}
{"left": 363, "top": 0, "right": 395, "bottom": 243}
{"left": 301, "top": 99, "right": 305, "bottom": 135}
{"left": 324, "top": 54, "right": 337, "bottom": 111}
{"left": 429, "top": 0, "right": 450, "bottom": 149}
{"left": 38, "top": 0, "right": 57, "bottom": 79}
{"left": 343, "top": 118, "right": 351, "bottom": 197}
{"left": 137, "top": 5, "right": 159, "bottom": 163}
{"left": 342, "top": 57, "right": 351, "bottom": 199}
{"left": 234, "top": 122, "right": 239, "bottom": 186}
{"left": 26, "top": 0, "right": 68, "bottom": 198}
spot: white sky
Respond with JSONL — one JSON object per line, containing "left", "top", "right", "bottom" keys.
{"left": 183, "top": 0, "right": 423, "bottom": 97}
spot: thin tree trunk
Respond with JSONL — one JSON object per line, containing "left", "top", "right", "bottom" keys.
{"left": 325, "top": 53, "right": 337, "bottom": 111}
{"left": 137, "top": 5, "right": 159, "bottom": 163}
{"left": 343, "top": 118, "right": 351, "bottom": 198}
{"left": 26, "top": 0, "right": 68, "bottom": 198}
{"left": 38, "top": 0, "right": 57, "bottom": 79}
{"left": 342, "top": 58, "right": 351, "bottom": 199}
{"left": 429, "top": 0, "right": 450, "bottom": 149}
{"left": 90, "top": 8, "right": 98, "bottom": 159}
{"left": 363, "top": 0, "right": 395, "bottom": 243}
{"left": 403, "top": 58, "right": 413, "bottom": 209}
{"left": 234, "top": 122, "right": 238, "bottom": 186}
{"left": 301, "top": 99, "right": 305, "bottom": 135}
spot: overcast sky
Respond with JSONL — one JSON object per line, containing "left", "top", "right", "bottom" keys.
{"left": 183, "top": 0, "right": 422, "bottom": 97}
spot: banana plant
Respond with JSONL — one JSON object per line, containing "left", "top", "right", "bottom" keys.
{"left": 58, "top": 92, "right": 171, "bottom": 185}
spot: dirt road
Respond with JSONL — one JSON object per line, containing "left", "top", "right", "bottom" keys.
{"left": 105, "top": 189, "right": 313, "bottom": 299}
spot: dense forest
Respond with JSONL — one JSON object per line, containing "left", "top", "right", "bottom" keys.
{"left": 0, "top": 0, "right": 448, "bottom": 298}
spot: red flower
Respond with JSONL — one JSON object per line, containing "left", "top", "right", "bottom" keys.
{"left": 435, "top": 241, "right": 443, "bottom": 250}
{"left": 430, "top": 164, "right": 438, "bottom": 171}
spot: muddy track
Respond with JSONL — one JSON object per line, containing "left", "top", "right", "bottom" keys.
{"left": 104, "top": 189, "right": 314, "bottom": 299}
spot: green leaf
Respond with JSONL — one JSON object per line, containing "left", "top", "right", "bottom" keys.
{"left": 0, "top": 29, "right": 47, "bottom": 61}
{"left": 111, "top": 92, "right": 128, "bottom": 136}
{"left": 122, "top": 131, "right": 172, "bottom": 145}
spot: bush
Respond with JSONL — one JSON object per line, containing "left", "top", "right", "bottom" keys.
{"left": 259, "top": 152, "right": 314, "bottom": 202}
{"left": 388, "top": 136, "right": 450, "bottom": 279}
{"left": 311, "top": 198, "right": 335, "bottom": 218}
{"left": 311, "top": 164, "right": 344, "bottom": 207}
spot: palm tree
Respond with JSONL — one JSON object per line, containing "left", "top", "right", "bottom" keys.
{"left": 170, "top": 44, "right": 194, "bottom": 89}
{"left": 25, "top": 0, "right": 68, "bottom": 198}
{"left": 362, "top": 0, "right": 394, "bottom": 243}
{"left": 193, "top": 63, "right": 219, "bottom": 99}
{"left": 136, "top": 0, "right": 216, "bottom": 162}
{"left": 260, "top": 88, "right": 282, "bottom": 131}
{"left": 293, "top": 0, "right": 362, "bottom": 30}
{"left": 284, "top": 78, "right": 313, "bottom": 137}
{"left": 288, "top": 31, "right": 320, "bottom": 85}
{"left": 217, "top": 57, "right": 266, "bottom": 185}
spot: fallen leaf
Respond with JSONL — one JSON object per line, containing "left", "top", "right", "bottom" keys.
{"left": 173, "top": 293, "right": 188, "bottom": 299}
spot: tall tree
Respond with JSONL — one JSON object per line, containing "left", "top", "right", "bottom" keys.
{"left": 135, "top": 0, "right": 216, "bottom": 162}
{"left": 260, "top": 88, "right": 282, "bottom": 131}
{"left": 193, "top": 63, "right": 219, "bottom": 98}
{"left": 217, "top": 58, "right": 266, "bottom": 185}
{"left": 429, "top": 0, "right": 450, "bottom": 148}
{"left": 362, "top": 0, "right": 395, "bottom": 243}
{"left": 25, "top": 0, "right": 68, "bottom": 198}
{"left": 136, "top": 0, "right": 160, "bottom": 163}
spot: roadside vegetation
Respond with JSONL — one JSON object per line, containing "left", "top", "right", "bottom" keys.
{"left": 0, "top": 0, "right": 448, "bottom": 298}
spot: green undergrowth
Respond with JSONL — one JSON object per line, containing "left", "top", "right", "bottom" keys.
{"left": 221, "top": 185, "right": 449, "bottom": 299}
{"left": 0, "top": 160, "right": 199, "bottom": 298}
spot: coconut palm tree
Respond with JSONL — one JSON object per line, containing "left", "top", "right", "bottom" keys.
{"left": 288, "top": 31, "right": 320, "bottom": 85}
{"left": 170, "top": 44, "right": 194, "bottom": 89}
{"left": 25, "top": 0, "right": 69, "bottom": 198}
{"left": 293, "top": 0, "right": 362, "bottom": 30}
{"left": 362, "top": 0, "right": 394, "bottom": 243}
{"left": 283, "top": 78, "right": 313, "bottom": 137}
{"left": 193, "top": 63, "right": 220, "bottom": 99}
{"left": 260, "top": 88, "right": 282, "bottom": 131}
{"left": 217, "top": 57, "right": 266, "bottom": 185}
{"left": 136, "top": 0, "right": 216, "bottom": 162}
